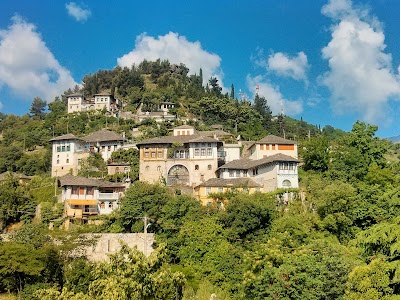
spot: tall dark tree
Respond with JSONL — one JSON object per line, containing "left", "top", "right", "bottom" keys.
{"left": 253, "top": 94, "right": 272, "bottom": 130}
{"left": 230, "top": 84, "right": 235, "bottom": 99}
{"left": 209, "top": 77, "right": 222, "bottom": 97}
{"left": 29, "top": 97, "right": 47, "bottom": 119}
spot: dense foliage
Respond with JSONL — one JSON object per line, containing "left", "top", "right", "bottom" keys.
{"left": 1, "top": 59, "right": 400, "bottom": 299}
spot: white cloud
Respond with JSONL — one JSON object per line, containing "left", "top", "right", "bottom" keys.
{"left": 267, "top": 51, "right": 309, "bottom": 82}
{"left": 0, "top": 16, "right": 77, "bottom": 102}
{"left": 247, "top": 75, "right": 303, "bottom": 116}
{"left": 321, "top": 0, "right": 400, "bottom": 123}
{"left": 65, "top": 2, "right": 91, "bottom": 23}
{"left": 117, "top": 32, "right": 224, "bottom": 88}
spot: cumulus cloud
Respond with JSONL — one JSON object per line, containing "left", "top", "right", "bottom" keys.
{"left": 321, "top": 0, "right": 400, "bottom": 123}
{"left": 247, "top": 75, "right": 303, "bottom": 116}
{"left": 267, "top": 52, "right": 309, "bottom": 82}
{"left": 117, "top": 32, "right": 224, "bottom": 88}
{"left": 65, "top": 2, "right": 91, "bottom": 23}
{"left": 0, "top": 16, "right": 77, "bottom": 102}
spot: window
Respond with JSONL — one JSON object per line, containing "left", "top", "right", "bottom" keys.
{"left": 72, "top": 187, "right": 78, "bottom": 195}
{"left": 282, "top": 180, "right": 292, "bottom": 187}
{"left": 218, "top": 187, "right": 223, "bottom": 193}
{"left": 144, "top": 152, "right": 149, "bottom": 158}
{"left": 289, "top": 163, "right": 294, "bottom": 170}
{"left": 195, "top": 165, "right": 199, "bottom": 170}
{"left": 157, "top": 166, "right": 161, "bottom": 171}
{"left": 87, "top": 187, "right": 94, "bottom": 195}
{"left": 108, "top": 146, "right": 111, "bottom": 151}
{"left": 229, "top": 170, "right": 234, "bottom": 177}
{"left": 158, "top": 151, "right": 163, "bottom": 158}
{"left": 78, "top": 159, "right": 81, "bottom": 165}
{"left": 79, "top": 187, "right": 85, "bottom": 195}
{"left": 57, "top": 159, "right": 60, "bottom": 164}
{"left": 201, "top": 149, "right": 206, "bottom": 156}
{"left": 253, "top": 168, "right": 258, "bottom": 175}
{"left": 61, "top": 146, "right": 65, "bottom": 152}
{"left": 57, "top": 146, "right": 61, "bottom": 152}
{"left": 243, "top": 170, "right": 248, "bottom": 177}
{"left": 206, "top": 187, "right": 212, "bottom": 195}
{"left": 66, "top": 159, "right": 69, "bottom": 163}
{"left": 208, "top": 164, "right": 212, "bottom": 170}
{"left": 151, "top": 152, "right": 156, "bottom": 158}
{"left": 236, "top": 170, "right": 240, "bottom": 177}
{"left": 57, "top": 155, "right": 59, "bottom": 158}
{"left": 145, "top": 166, "right": 149, "bottom": 172}
{"left": 208, "top": 143, "right": 212, "bottom": 147}
{"left": 195, "top": 149, "right": 200, "bottom": 156}
{"left": 66, "top": 145, "right": 70, "bottom": 151}
{"left": 206, "top": 201, "right": 212, "bottom": 206}
{"left": 109, "top": 202, "right": 113, "bottom": 208}
{"left": 116, "top": 167, "right": 120, "bottom": 173}
{"left": 260, "top": 144, "right": 264, "bottom": 150}
{"left": 102, "top": 146, "right": 105, "bottom": 152}
{"left": 207, "top": 148, "right": 212, "bottom": 156}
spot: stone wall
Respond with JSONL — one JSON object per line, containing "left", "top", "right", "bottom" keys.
{"left": 82, "top": 233, "right": 155, "bottom": 262}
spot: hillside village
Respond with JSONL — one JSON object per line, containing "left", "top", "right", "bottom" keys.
{"left": 1, "top": 60, "right": 400, "bottom": 299}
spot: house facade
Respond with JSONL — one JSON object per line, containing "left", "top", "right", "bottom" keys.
{"left": 67, "top": 93, "right": 121, "bottom": 115}
{"left": 59, "top": 175, "right": 126, "bottom": 220}
{"left": 84, "top": 129, "right": 125, "bottom": 161}
{"left": 248, "top": 135, "right": 298, "bottom": 159}
{"left": 50, "top": 134, "right": 89, "bottom": 177}
{"left": 50, "top": 130, "right": 125, "bottom": 177}
{"left": 136, "top": 125, "right": 222, "bottom": 187}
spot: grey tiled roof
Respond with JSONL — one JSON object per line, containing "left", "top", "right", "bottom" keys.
{"left": 220, "top": 153, "right": 299, "bottom": 170}
{"left": 84, "top": 130, "right": 124, "bottom": 143}
{"left": 174, "top": 125, "right": 194, "bottom": 129}
{"left": 49, "top": 133, "right": 83, "bottom": 142}
{"left": 0, "top": 172, "right": 33, "bottom": 181}
{"left": 197, "top": 130, "right": 233, "bottom": 137}
{"left": 136, "top": 134, "right": 220, "bottom": 146}
{"left": 256, "top": 135, "right": 296, "bottom": 145}
{"left": 58, "top": 174, "right": 125, "bottom": 188}
{"left": 195, "top": 177, "right": 262, "bottom": 188}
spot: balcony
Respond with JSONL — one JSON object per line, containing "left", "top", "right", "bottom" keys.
{"left": 98, "top": 192, "right": 120, "bottom": 200}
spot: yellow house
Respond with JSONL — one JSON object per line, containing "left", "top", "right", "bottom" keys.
{"left": 193, "top": 178, "right": 262, "bottom": 206}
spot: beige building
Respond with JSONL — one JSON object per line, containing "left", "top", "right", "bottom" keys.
{"left": 136, "top": 125, "right": 222, "bottom": 187}
{"left": 50, "top": 134, "right": 89, "bottom": 177}
{"left": 67, "top": 93, "right": 121, "bottom": 116}
{"left": 58, "top": 174, "right": 126, "bottom": 221}
{"left": 194, "top": 178, "right": 262, "bottom": 206}
{"left": 248, "top": 135, "right": 298, "bottom": 159}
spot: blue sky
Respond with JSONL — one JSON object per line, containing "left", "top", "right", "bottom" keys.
{"left": 1, "top": 0, "right": 400, "bottom": 137}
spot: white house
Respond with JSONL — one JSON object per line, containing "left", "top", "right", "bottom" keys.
{"left": 58, "top": 174, "right": 126, "bottom": 220}
{"left": 50, "top": 134, "right": 89, "bottom": 177}
{"left": 83, "top": 129, "right": 125, "bottom": 162}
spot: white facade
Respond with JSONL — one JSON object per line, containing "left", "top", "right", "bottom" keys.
{"left": 89, "top": 141, "right": 122, "bottom": 162}
{"left": 94, "top": 94, "right": 112, "bottom": 111}
{"left": 51, "top": 137, "right": 89, "bottom": 177}
{"left": 67, "top": 95, "right": 84, "bottom": 113}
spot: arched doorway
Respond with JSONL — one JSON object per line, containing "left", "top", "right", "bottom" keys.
{"left": 167, "top": 165, "right": 189, "bottom": 186}
{"left": 282, "top": 179, "right": 292, "bottom": 188}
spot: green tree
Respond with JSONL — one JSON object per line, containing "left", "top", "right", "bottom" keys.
{"left": 30, "top": 97, "right": 47, "bottom": 119}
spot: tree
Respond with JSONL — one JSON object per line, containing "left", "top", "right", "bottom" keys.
{"left": 30, "top": 97, "right": 47, "bottom": 119}
{"left": 230, "top": 84, "right": 235, "bottom": 99}
{"left": 253, "top": 94, "right": 272, "bottom": 130}
{"left": 301, "top": 136, "right": 330, "bottom": 172}
{"left": 209, "top": 77, "right": 222, "bottom": 97}
{"left": 36, "top": 244, "right": 186, "bottom": 300}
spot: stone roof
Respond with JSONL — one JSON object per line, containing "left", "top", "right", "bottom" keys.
{"left": 49, "top": 133, "right": 83, "bottom": 142}
{"left": 94, "top": 92, "right": 112, "bottom": 96}
{"left": 174, "top": 125, "right": 194, "bottom": 129}
{"left": 136, "top": 134, "right": 220, "bottom": 146}
{"left": 58, "top": 174, "right": 125, "bottom": 188}
{"left": 197, "top": 130, "right": 233, "bottom": 138}
{"left": 84, "top": 130, "right": 124, "bottom": 143}
{"left": 220, "top": 153, "right": 299, "bottom": 170}
{"left": 195, "top": 177, "right": 262, "bottom": 188}
{"left": 256, "top": 135, "right": 296, "bottom": 145}
{"left": 0, "top": 172, "right": 33, "bottom": 181}
{"left": 66, "top": 93, "right": 83, "bottom": 97}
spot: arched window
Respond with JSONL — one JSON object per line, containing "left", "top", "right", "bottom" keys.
{"left": 282, "top": 179, "right": 292, "bottom": 187}
{"left": 195, "top": 165, "right": 199, "bottom": 170}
